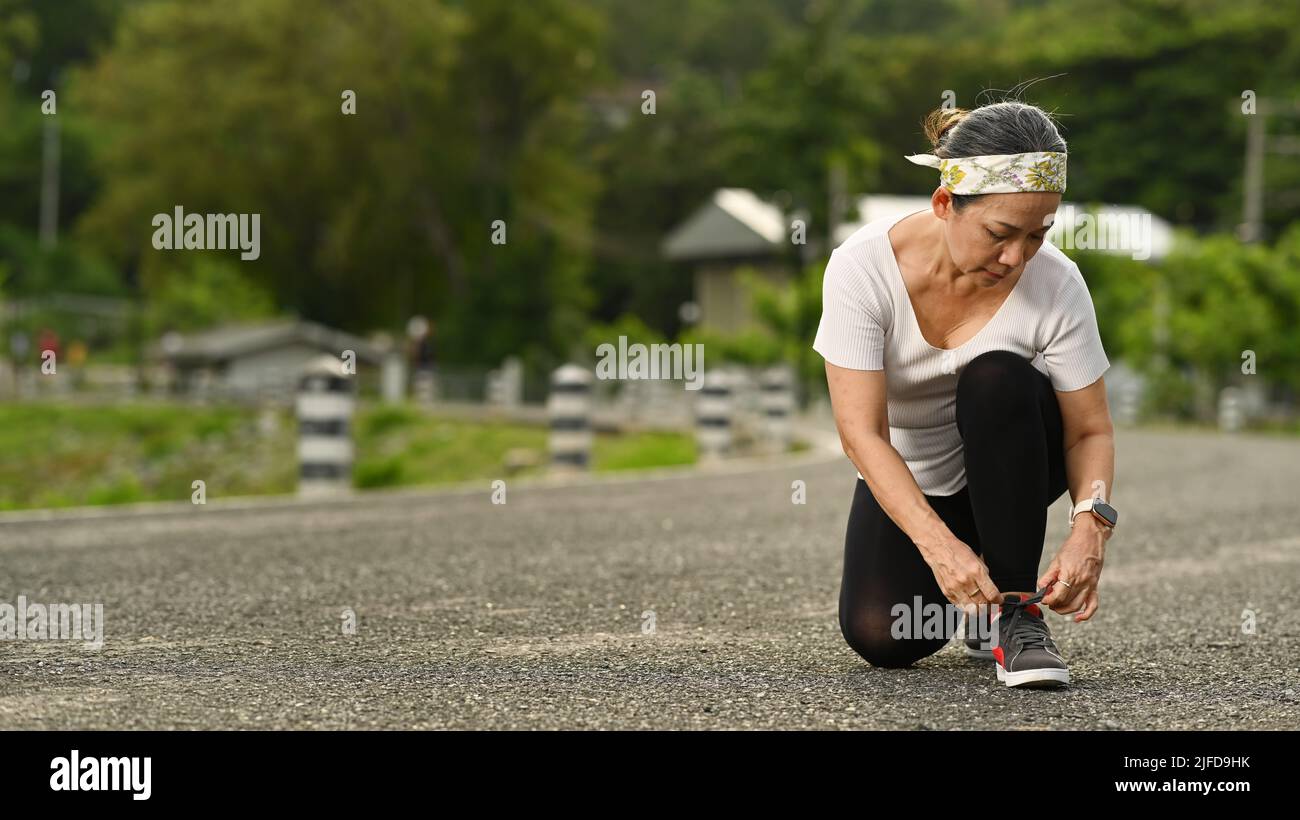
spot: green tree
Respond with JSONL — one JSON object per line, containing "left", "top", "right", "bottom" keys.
{"left": 71, "top": 0, "right": 604, "bottom": 366}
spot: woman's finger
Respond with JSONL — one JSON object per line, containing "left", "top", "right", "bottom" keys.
{"left": 1050, "top": 580, "right": 1087, "bottom": 614}
{"left": 1063, "top": 584, "right": 1096, "bottom": 615}
{"left": 1037, "top": 564, "right": 1060, "bottom": 600}
{"left": 1075, "top": 590, "right": 1099, "bottom": 622}
{"left": 976, "top": 577, "right": 1001, "bottom": 607}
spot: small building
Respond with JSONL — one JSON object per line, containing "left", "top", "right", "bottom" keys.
{"left": 662, "top": 188, "right": 802, "bottom": 335}
{"left": 150, "top": 319, "right": 386, "bottom": 399}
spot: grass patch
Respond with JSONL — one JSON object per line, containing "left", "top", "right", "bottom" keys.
{"left": 592, "top": 430, "right": 696, "bottom": 471}
{"left": 0, "top": 401, "right": 297, "bottom": 511}
{"left": 0, "top": 401, "right": 699, "bottom": 508}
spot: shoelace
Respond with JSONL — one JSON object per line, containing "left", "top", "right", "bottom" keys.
{"left": 997, "top": 587, "right": 1056, "bottom": 651}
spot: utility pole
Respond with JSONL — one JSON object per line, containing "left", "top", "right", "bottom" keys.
{"left": 39, "top": 113, "right": 60, "bottom": 249}
{"left": 1241, "top": 97, "right": 1300, "bottom": 244}
{"left": 1241, "top": 106, "right": 1264, "bottom": 243}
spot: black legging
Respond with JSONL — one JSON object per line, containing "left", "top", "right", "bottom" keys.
{"left": 838, "top": 349, "right": 1070, "bottom": 668}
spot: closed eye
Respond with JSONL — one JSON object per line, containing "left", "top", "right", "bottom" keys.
{"left": 989, "top": 228, "right": 1049, "bottom": 242}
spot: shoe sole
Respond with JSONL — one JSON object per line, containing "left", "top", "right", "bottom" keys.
{"left": 996, "top": 664, "right": 1070, "bottom": 688}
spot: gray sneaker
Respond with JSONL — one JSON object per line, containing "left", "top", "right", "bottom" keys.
{"left": 991, "top": 589, "right": 1070, "bottom": 688}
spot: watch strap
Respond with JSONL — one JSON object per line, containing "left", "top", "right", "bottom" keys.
{"left": 1069, "top": 497, "right": 1105, "bottom": 528}
{"left": 1069, "top": 497, "right": 1117, "bottom": 529}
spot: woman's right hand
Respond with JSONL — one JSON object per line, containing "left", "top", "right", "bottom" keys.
{"left": 922, "top": 538, "right": 1002, "bottom": 616}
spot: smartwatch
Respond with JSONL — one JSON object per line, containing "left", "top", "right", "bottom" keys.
{"left": 1069, "top": 497, "right": 1118, "bottom": 530}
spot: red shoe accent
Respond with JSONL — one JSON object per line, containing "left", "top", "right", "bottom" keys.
{"left": 992, "top": 646, "right": 1004, "bottom": 668}
{"left": 1026, "top": 604, "right": 1042, "bottom": 618}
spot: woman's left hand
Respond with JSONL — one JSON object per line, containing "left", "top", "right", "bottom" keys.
{"left": 1037, "top": 519, "right": 1109, "bottom": 622}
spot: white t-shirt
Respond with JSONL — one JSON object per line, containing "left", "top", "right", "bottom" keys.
{"left": 812, "top": 207, "right": 1110, "bottom": 496}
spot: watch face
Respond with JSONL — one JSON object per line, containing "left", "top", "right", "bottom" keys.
{"left": 1092, "top": 501, "right": 1118, "bottom": 527}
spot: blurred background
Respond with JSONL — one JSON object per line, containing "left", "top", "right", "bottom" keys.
{"left": 2, "top": 0, "right": 1299, "bottom": 511}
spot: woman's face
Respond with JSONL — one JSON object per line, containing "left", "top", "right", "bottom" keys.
{"left": 934, "top": 190, "right": 1062, "bottom": 286}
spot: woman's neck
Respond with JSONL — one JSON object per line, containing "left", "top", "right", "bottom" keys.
{"left": 913, "top": 212, "right": 985, "bottom": 296}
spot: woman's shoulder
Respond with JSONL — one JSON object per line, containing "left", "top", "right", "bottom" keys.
{"left": 824, "top": 229, "right": 898, "bottom": 321}
{"left": 828, "top": 229, "right": 896, "bottom": 287}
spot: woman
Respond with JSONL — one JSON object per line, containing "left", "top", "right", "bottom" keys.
{"left": 813, "top": 101, "right": 1118, "bottom": 688}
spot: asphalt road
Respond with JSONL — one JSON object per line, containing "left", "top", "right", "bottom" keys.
{"left": 1, "top": 428, "right": 1298, "bottom": 729}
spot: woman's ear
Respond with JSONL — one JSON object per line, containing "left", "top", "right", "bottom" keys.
{"left": 931, "top": 187, "right": 954, "bottom": 221}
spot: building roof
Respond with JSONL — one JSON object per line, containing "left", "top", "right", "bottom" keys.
{"left": 662, "top": 188, "right": 788, "bottom": 260}
{"left": 151, "top": 319, "right": 386, "bottom": 365}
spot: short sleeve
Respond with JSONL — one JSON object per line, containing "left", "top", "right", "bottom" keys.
{"left": 1039, "top": 274, "right": 1110, "bottom": 392}
{"left": 812, "top": 249, "right": 886, "bottom": 371}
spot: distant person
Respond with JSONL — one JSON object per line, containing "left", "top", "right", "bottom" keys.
{"left": 406, "top": 316, "right": 437, "bottom": 401}
{"left": 37, "top": 327, "right": 62, "bottom": 361}
{"left": 815, "top": 100, "right": 1116, "bottom": 688}
{"left": 37, "top": 327, "right": 62, "bottom": 375}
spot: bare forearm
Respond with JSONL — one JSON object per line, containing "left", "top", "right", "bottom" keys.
{"left": 1064, "top": 431, "right": 1115, "bottom": 507}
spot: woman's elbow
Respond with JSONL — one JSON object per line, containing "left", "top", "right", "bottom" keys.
{"left": 839, "top": 428, "right": 885, "bottom": 460}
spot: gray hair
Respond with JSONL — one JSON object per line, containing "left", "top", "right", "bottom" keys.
{"left": 925, "top": 101, "right": 1067, "bottom": 211}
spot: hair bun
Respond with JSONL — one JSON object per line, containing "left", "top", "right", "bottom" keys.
{"left": 922, "top": 107, "right": 969, "bottom": 150}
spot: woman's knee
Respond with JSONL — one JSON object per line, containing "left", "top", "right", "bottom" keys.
{"left": 956, "top": 350, "right": 1038, "bottom": 423}
{"left": 839, "top": 606, "right": 947, "bottom": 669}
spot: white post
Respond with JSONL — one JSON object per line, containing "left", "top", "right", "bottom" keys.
{"left": 1217, "top": 386, "right": 1243, "bottom": 433}
{"left": 500, "top": 357, "right": 523, "bottom": 407}
{"left": 760, "top": 364, "right": 795, "bottom": 452}
{"left": 548, "top": 364, "right": 592, "bottom": 471}
{"left": 381, "top": 352, "right": 406, "bottom": 404}
{"left": 487, "top": 357, "right": 523, "bottom": 409}
{"left": 297, "top": 355, "right": 356, "bottom": 496}
{"left": 696, "top": 370, "right": 732, "bottom": 461}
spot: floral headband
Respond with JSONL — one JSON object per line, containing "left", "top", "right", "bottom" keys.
{"left": 904, "top": 151, "right": 1067, "bottom": 194}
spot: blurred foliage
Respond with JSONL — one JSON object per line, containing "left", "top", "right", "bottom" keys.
{"left": 582, "top": 313, "right": 667, "bottom": 361}
{"left": 0, "top": 0, "right": 1296, "bottom": 409}
{"left": 60, "top": 0, "right": 602, "bottom": 368}
{"left": 140, "top": 255, "right": 276, "bottom": 338}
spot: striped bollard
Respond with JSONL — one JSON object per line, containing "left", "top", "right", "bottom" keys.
{"left": 760, "top": 365, "right": 795, "bottom": 452}
{"left": 548, "top": 364, "right": 592, "bottom": 472}
{"left": 696, "top": 370, "right": 732, "bottom": 462}
{"left": 297, "top": 355, "right": 356, "bottom": 496}
{"left": 1217, "top": 386, "right": 1243, "bottom": 433}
